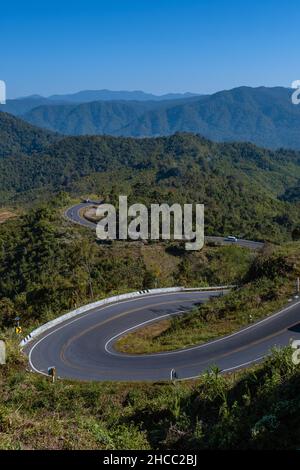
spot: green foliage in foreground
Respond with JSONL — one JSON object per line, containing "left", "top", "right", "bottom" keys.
{"left": 0, "top": 343, "right": 300, "bottom": 449}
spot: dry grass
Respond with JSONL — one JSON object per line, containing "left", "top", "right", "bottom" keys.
{"left": 0, "top": 210, "right": 16, "bottom": 224}
{"left": 81, "top": 206, "right": 99, "bottom": 223}
{"left": 117, "top": 319, "right": 172, "bottom": 354}
{"left": 116, "top": 316, "right": 240, "bottom": 354}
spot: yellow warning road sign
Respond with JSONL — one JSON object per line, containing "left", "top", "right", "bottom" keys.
{"left": 15, "top": 326, "right": 22, "bottom": 334}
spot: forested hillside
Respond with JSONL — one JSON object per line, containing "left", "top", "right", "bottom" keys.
{"left": 22, "top": 100, "right": 165, "bottom": 135}
{"left": 1, "top": 113, "right": 300, "bottom": 242}
{"left": 10, "top": 86, "right": 300, "bottom": 149}
{"left": 0, "top": 112, "right": 58, "bottom": 158}
{"left": 120, "top": 87, "right": 300, "bottom": 149}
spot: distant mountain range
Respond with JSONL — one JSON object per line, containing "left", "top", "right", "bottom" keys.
{"left": 1, "top": 86, "right": 300, "bottom": 149}
{"left": 0, "top": 89, "right": 199, "bottom": 116}
{"left": 22, "top": 96, "right": 208, "bottom": 136}
{"left": 47, "top": 89, "right": 199, "bottom": 103}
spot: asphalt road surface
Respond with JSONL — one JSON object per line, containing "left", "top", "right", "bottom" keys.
{"left": 22, "top": 202, "right": 294, "bottom": 382}
{"left": 24, "top": 289, "right": 300, "bottom": 382}
{"left": 64, "top": 202, "right": 264, "bottom": 250}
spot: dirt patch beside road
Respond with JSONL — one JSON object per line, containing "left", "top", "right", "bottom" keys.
{"left": 0, "top": 210, "right": 16, "bottom": 224}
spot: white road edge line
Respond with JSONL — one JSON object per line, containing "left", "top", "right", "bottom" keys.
{"left": 107, "top": 298, "right": 300, "bottom": 358}
{"left": 28, "top": 292, "right": 300, "bottom": 379}
{"left": 177, "top": 355, "right": 265, "bottom": 381}
{"left": 22, "top": 288, "right": 226, "bottom": 346}
{"left": 104, "top": 311, "right": 185, "bottom": 355}
{"left": 27, "top": 291, "right": 217, "bottom": 375}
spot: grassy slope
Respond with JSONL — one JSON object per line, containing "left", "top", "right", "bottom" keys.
{"left": 1, "top": 337, "right": 300, "bottom": 449}
{"left": 116, "top": 242, "right": 300, "bottom": 354}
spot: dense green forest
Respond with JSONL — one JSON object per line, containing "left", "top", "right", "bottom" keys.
{"left": 0, "top": 112, "right": 59, "bottom": 158}
{"left": 1, "top": 112, "right": 300, "bottom": 242}
{"left": 22, "top": 100, "right": 172, "bottom": 135}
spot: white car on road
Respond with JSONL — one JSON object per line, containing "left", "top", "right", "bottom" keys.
{"left": 225, "top": 235, "right": 238, "bottom": 242}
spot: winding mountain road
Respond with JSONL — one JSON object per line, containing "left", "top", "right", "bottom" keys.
{"left": 22, "top": 202, "right": 300, "bottom": 382}
{"left": 24, "top": 289, "right": 300, "bottom": 381}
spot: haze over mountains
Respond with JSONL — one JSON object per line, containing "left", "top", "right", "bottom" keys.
{"left": 0, "top": 89, "right": 199, "bottom": 116}
{"left": 1, "top": 86, "right": 300, "bottom": 149}
{"left": 47, "top": 89, "right": 199, "bottom": 103}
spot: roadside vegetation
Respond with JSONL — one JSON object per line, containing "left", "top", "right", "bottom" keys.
{"left": 0, "top": 336, "right": 300, "bottom": 449}
{"left": 0, "top": 195, "right": 255, "bottom": 333}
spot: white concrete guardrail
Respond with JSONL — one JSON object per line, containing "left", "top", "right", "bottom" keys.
{"left": 20, "top": 285, "right": 235, "bottom": 347}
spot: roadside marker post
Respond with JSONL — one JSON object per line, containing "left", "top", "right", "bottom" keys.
{"left": 170, "top": 368, "right": 178, "bottom": 382}
{"left": 293, "top": 277, "right": 300, "bottom": 299}
{"left": 0, "top": 340, "right": 6, "bottom": 365}
{"left": 48, "top": 366, "right": 56, "bottom": 383}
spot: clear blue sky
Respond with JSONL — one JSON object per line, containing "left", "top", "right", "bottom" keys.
{"left": 1, "top": 0, "right": 299, "bottom": 98}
